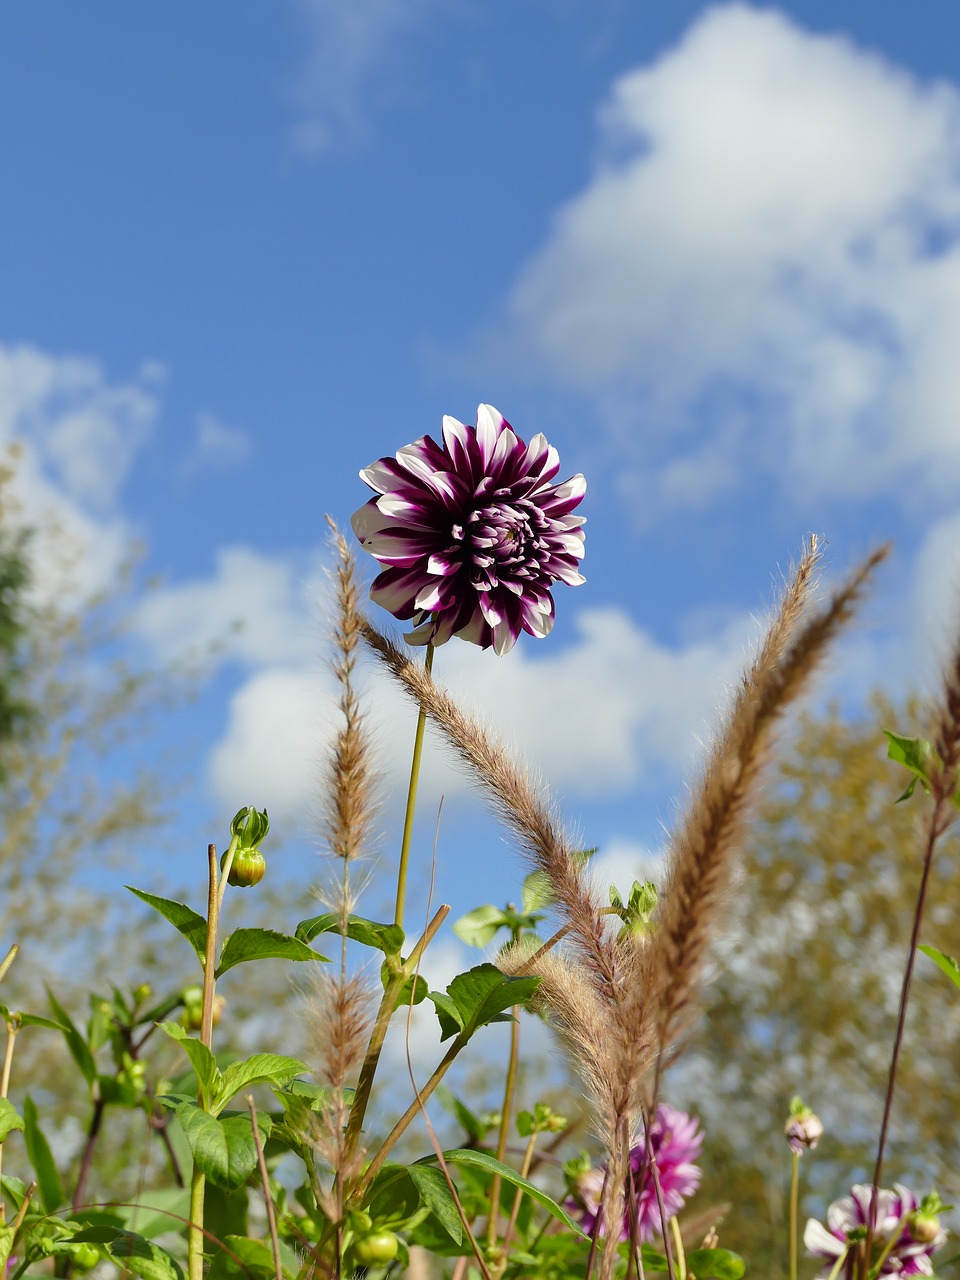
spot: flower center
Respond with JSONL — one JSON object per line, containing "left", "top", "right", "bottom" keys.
{"left": 459, "top": 499, "right": 547, "bottom": 589}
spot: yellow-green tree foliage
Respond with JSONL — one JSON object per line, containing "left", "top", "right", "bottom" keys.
{"left": 689, "top": 694, "right": 960, "bottom": 1276}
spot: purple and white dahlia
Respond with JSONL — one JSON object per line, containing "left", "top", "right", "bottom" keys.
{"left": 571, "top": 1105, "right": 703, "bottom": 1243}
{"left": 804, "top": 1184, "right": 947, "bottom": 1278}
{"left": 351, "top": 405, "right": 586, "bottom": 655}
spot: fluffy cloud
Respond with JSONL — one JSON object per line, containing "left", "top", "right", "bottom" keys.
{"left": 203, "top": 596, "right": 755, "bottom": 827}
{"left": 492, "top": 5, "right": 960, "bottom": 515}
{"left": 287, "top": 0, "right": 442, "bottom": 152}
{"left": 0, "top": 343, "right": 160, "bottom": 599}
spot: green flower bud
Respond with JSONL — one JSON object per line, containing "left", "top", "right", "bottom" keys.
{"left": 909, "top": 1212, "right": 942, "bottom": 1244}
{"left": 223, "top": 847, "right": 266, "bottom": 887}
{"left": 353, "top": 1232, "right": 399, "bottom": 1266}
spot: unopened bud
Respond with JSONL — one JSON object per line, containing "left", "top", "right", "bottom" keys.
{"left": 785, "top": 1097, "right": 823, "bottom": 1155}
{"left": 909, "top": 1212, "right": 942, "bottom": 1245}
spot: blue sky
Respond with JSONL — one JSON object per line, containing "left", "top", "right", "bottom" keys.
{"left": 3, "top": 1, "right": 960, "bottom": 952}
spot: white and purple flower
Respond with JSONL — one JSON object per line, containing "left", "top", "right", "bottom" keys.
{"left": 804, "top": 1184, "right": 947, "bottom": 1278}
{"left": 351, "top": 405, "right": 586, "bottom": 655}
{"left": 571, "top": 1105, "right": 704, "bottom": 1243}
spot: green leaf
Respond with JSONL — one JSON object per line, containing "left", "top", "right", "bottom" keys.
{"left": 215, "top": 1053, "right": 308, "bottom": 1114}
{"left": 215, "top": 928, "right": 327, "bottom": 977}
{"left": 427, "top": 964, "right": 541, "bottom": 1042}
{"left": 207, "top": 1234, "right": 300, "bottom": 1280}
{"left": 522, "top": 870, "right": 556, "bottom": 913}
{"left": 435, "top": 1086, "right": 489, "bottom": 1144}
{"left": 158, "top": 1023, "right": 221, "bottom": 1107}
{"left": 45, "top": 989, "right": 96, "bottom": 1087}
{"left": 919, "top": 944, "right": 960, "bottom": 992}
{"left": 22, "top": 1095, "right": 64, "bottom": 1214}
{"left": 407, "top": 1165, "right": 463, "bottom": 1244}
{"left": 382, "top": 964, "right": 428, "bottom": 1011}
{"left": 0, "top": 1006, "right": 68, "bottom": 1032}
{"left": 0, "top": 1099, "right": 23, "bottom": 1142}
{"left": 126, "top": 887, "right": 208, "bottom": 962}
{"left": 884, "top": 732, "right": 939, "bottom": 803}
{"left": 685, "top": 1249, "right": 746, "bottom": 1279}
{"left": 295, "top": 912, "right": 404, "bottom": 956}
{"left": 0, "top": 1225, "right": 14, "bottom": 1273}
{"left": 452, "top": 905, "right": 508, "bottom": 948}
{"left": 104, "top": 1231, "right": 185, "bottom": 1280}
{"left": 637, "top": 1245, "right": 670, "bottom": 1271}
{"left": 175, "top": 1102, "right": 271, "bottom": 1190}
{"left": 419, "top": 1149, "right": 583, "bottom": 1234}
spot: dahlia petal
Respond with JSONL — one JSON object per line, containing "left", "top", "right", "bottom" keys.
{"left": 351, "top": 500, "right": 392, "bottom": 543}
{"left": 475, "top": 403, "right": 503, "bottom": 465}
{"left": 426, "top": 552, "right": 461, "bottom": 576}
{"left": 362, "top": 531, "right": 445, "bottom": 564}
{"left": 441, "top": 415, "right": 471, "bottom": 463}
{"left": 493, "top": 621, "right": 521, "bottom": 655}
{"left": 804, "top": 1220, "right": 846, "bottom": 1259}
{"left": 359, "top": 456, "right": 410, "bottom": 494}
{"left": 551, "top": 562, "right": 587, "bottom": 587}
{"left": 396, "top": 439, "right": 442, "bottom": 483}
{"left": 370, "top": 566, "right": 428, "bottom": 618}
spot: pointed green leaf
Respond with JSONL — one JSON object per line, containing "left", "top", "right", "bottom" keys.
{"left": 0, "top": 1099, "right": 22, "bottom": 1142}
{"left": 215, "top": 1053, "right": 308, "bottom": 1114}
{"left": 435, "top": 1086, "right": 489, "bottom": 1144}
{"left": 383, "top": 964, "right": 428, "bottom": 1011}
{"left": 126, "top": 887, "right": 208, "bottom": 962}
{"left": 452, "top": 905, "right": 508, "bottom": 949}
{"left": 175, "top": 1102, "right": 272, "bottom": 1190}
{"left": 22, "top": 1095, "right": 64, "bottom": 1213}
{"left": 684, "top": 1249, "right": 746, "bottom": 1279}
{"left": 207, "top": 1234, "right": 300, "bottom": 1280}
{"left": 428, "top": 964, "right": 541, "bottom": 1043}
{"left": 408, "top": 1165, "right": 463, "bottom": 1245}
{"left": 0, "top": 1005, "right": 68, "bottom": 1032}
{"left": 419, "top": 1149, "right": 582, "bottom": 1233}
{"left": 0, "top": 1224, "right": 14, "bottom": 1273}
{"left": 45, "top": 989, "right": 96, "bottom": 1087}
{"left": 295, "top": 912, "right": 404, "bottom": 956}
{"left": 884, "top": 732, "right": 937, "bottom": 802}
{"left": 158, "top": 1023, "right": 221, "bottom": 1107}
{"left": 104, "top": 1231, "right": 185, "bottom": 1280}
{"left": 919, "top": 944, "right": 960, "bottom": 992}
{"left": 522, "top": 870, "right": 555, "bottom": 913}
{"left": 215, "top": 928, "right": 327, "bottom": 977}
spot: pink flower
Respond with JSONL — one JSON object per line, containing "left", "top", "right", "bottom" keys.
{"left": 571, "top": 1105, "right": 703, "bottom": 1242}
{"left": 351, "top": 405, "right": 586, "bottom": 655}
{"left": 804, "top": 1184, "right": 947, "bottom": 1278}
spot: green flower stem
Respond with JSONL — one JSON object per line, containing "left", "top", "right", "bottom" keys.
{"left": 394, "top": 643, "right": 435, "bottom": 931}
{"left": 827, "top": 1247, "right": 849, "bottom": 1280}
{"left": 0, "top": 1017, "right": 17, "bottom": 1220}
{"left": 501, "top": 1129, "right": 539, "bottom": 1253}
{"left": 188, "top": 843, "right": 227, "bottom": 1280}
{"left": 789, "top": 1151, "right": 800, "bottom": 1280}
{"left": 352, "top": 1033, "right": 467, "bottom": 1203}
{"left": 0, "top": 943, "right": 18, "bottom": 986}
{"left": 670, "top": 1217, "right": 687, "bottom": 1280}
{"left": 869, "top": 1211, "right": 911, "bottom": 1280}
{"left": 342, "top": 904, "right": 450, "bottom": 1167}
{"left": 487, "top": 1005, "right": 521, "bottom": 1251}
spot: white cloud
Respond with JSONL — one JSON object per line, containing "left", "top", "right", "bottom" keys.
{"left": 487, "top": 5, "right": 960, "bottom": 516}
{"left": 287, "top": 0, "right": 442, "bottom": 152}
{"left": 184, "top": 412, "right": 254, "bottom": 474}
{"left": 0, "top": 343, "right": 159, "bottom": 599}
{"left": 201, "top": 597, "right": 755, "bottom": 828}
{"left": 136, "top": 545, "right": 326, "bottom": 669}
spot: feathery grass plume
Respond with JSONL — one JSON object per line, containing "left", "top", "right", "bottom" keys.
{"left": 359, "top": 616, "right": 619, "bottom": 1000}
{"left": 322, "top": 518, "right": 377, "bottom": 866}
{"left": 643, "top": 542, "right": 889, "bottom": 1066}
{"left": 306, "top": 522, "right": 379, "bottom": 1224}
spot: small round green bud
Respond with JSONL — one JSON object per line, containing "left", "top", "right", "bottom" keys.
{"left": 353, "top": 1232, "right": 399, "bottom": 1265}
{"left": 222, "top": 847, "right": 266, "bottom": 888}
{"left": 70, "top": 1244, "right": 101, "bottom": 1270}
{"left": 910, "top": 1212, "right": 942, "bottom": 1244}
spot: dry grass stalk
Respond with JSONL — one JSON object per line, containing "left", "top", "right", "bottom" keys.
{"left": 359, "top": 618, "right": 619, "bottom": 1000}
{"left": 322, "top": 520, "right": 377, "bottom": 866}
{"left": 642, "top": 542, "right": 889, "bottom": 1065}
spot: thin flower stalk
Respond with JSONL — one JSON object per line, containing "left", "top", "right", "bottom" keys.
{"left": 863, "top": 627, "right": 960, "bottom": 1273}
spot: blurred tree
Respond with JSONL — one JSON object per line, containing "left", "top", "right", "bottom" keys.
{"left": 684, "top": 694, "right": 960, "bottom": 1278}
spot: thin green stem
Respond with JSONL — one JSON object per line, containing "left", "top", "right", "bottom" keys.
{"left": 0, "top": 1019, "right": 17, "bottom": 1220}
{"left": 670, "top": 1217, "right": 687, "bottom": 1280}
{"left": 394, "top": 643, "right": 434, "bottom": 930}
{"left": 352, "top": 1034, "right": 465, "bottom": 1202}
{"left": 188, "top": 843, "right": 224, "bottom": 1280}
{"left": 789, "top": 1152, "right": 800, "bottom": 1280}
{"left": 501, "top": 1131, "right": 539, "bottom": 1254}
{"left": 487, "top": 1005, "right": 521, "bottom": 1251}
